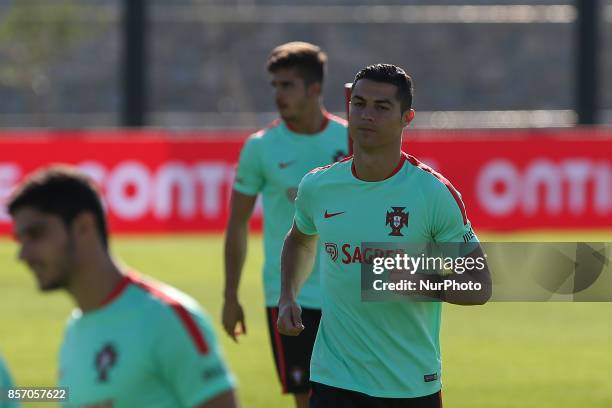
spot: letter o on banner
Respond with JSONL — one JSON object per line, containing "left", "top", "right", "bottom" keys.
{"left": 477, "top": 159, "right": 520, "bottom": 216}
{"left": 77, "top": 161, "right": 107, "bottom": 187}
{"left": 107, "top": 161, "right": 151, "bottom": 220}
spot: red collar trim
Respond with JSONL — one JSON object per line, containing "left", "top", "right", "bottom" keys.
{"left": 351, "top": 152, "right": 407, "bottom": 181}
{"left": 100, "top": 274, "right": 133, "bottom": 307}
{"left": 285, "top": 111, "right": 330, "bottom": 134}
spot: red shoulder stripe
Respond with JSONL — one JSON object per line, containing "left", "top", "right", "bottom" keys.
{"left": 268, "top": 119, "right": 282, "bottom": 129}
{"left": 251, "top": 119, "right": 282, "bottom": 138}
{"left": 405, "top": 154, "right": 468, "bottom": 225}
{"left": 100, "top": 275, "right": 131, "bottom": 307}
{"left": 130, "top": 275, "right": 209, "bottom": 354}
{"left": 308, "top": 154, "right": 352, "bottom": 175}
{"left": 339, "top": 154, "right": 353, "bottom": 163}
{"left": 308, "top": 163, "right": 334, "bottom": 174}
{"left": 324, "top": 111, "right": 348, "bottom": 126}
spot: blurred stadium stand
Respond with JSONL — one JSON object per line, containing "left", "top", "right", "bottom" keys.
{"left": 0, "top": 0, "right": 610, "bottom": 129}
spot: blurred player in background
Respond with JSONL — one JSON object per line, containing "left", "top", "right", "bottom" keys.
{"left": 8, "top": 166, "right": 238, "bottom": 408}
{"left": 222, "top": 41, "right": 347, "bottom": 407}
{"left": 278, "top": 64, "right": 491, "bottom": 407}
{"left": 0, "top": 354, "right": 19, "bottom": 408}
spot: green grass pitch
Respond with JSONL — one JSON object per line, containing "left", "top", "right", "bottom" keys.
{"left": 1, "top": 232, "right": 612, "bottom": 407}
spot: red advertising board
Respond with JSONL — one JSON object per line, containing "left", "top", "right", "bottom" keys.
{"left": 1, "top": 128, "right": 611, "bottom": 234}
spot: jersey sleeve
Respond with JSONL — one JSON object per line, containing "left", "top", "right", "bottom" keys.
{"left": 233, "top": 134, "right": 265, "bottom": 195}
{"left": 293, "top": 172, "right": 318, "bottom": 235}
{"left": 432, "top": 184, "right": 478, "bottom": 244}
{"left": 155, "top": 307, "right": 235, "bottom": 407}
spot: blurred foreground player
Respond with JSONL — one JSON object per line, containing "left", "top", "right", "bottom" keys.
{"left": 8, "top": 166, "right": 238, "bottom": 408}
{"left": 0, "top": 354, "right": 19, "bottom": 408}
{"left": 278, "top": 64, "right": 491, "bottom": 407}
{"left": 222, "top": 42, "right": 346, "bottom": 407}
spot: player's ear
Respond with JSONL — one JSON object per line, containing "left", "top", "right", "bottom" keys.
{"left": 71, "top": 212, "right": 98, "bottom": 242}
{"left": 307, "top": 81, "right": 322, "bottom": 97}
{"left": 402, "top": 109, "right": 415, "bottom": 126}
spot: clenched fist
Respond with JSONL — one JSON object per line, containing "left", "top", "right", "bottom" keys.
{"left": 276, "top": 299, "right": 304, "bottom": 336}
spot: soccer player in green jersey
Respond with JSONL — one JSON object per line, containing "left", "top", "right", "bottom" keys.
{"left": 8, "top": 166, "right": 237, "bottom": 408}
{"left": 0, "top": 354, "right": 19, "bottom": 408}
{"left": 222, "top": 42, "right": 347, "bottom": 408}
{"left": 278, "top": 64, "right": 491, "bottom": 407}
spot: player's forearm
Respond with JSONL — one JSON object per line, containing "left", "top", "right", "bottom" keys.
{"left": 223, "top": 220, "right": 248, "bottom": 301}
{"left": 399, "top": 248, "right": 492, "bottom": 305}
{"left": 443, "top": 247, "right": 493, "bottom": 305}
{"left": 440, "top": 247, "right": 492, "bottom": 305}
{"left": 399, "top": 272, "right": 490, "bottom": 305}
{"left": 279, "top": 233, "right": 316, "bottom": 302}
{"left": 440, "top": 267, "right": 492, "bottom": 305}
{"left": 196, "top": 389, "right": 238, "bottom": 408}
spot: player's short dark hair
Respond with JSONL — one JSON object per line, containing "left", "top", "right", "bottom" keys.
{"left": 7, "top": 165, "right": 109, "bottom": 249}
{"left": 266, "top": 41, "right": 327, "bottom": 85}
{"left": 352, "top": 64, "right": 414, "bottom": 114}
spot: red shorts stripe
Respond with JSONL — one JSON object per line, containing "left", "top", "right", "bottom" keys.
{"left": 130, "top": 275, "right": 209, "bottom": 354}
{"left": 270, "top": 307, "right": 288, "bottom": 393}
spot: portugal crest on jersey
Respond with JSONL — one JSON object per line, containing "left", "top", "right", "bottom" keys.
{"left": 95, "top": 343, "right": 117, "bottom": 382}
{"left": 386, "top": 207, "right": 409, "bottom": 236}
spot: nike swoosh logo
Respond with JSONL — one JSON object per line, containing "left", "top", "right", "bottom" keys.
{"left": 278, "top": 160, "right": 296, "bottom": 169}
{"left": 324, "top": 210, "right": 345, "bottom": 219}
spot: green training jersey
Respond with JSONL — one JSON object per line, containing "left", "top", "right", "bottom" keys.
{"left": 294, "top": 152, "right": 479, "bottom": 398}
{"left": 234, "top": 113, "right": 348, "bottom": 308}
{"left": 0, "top": 355, "right": 19, "bottom": 408}
{"left": 59, "top": 273, "right": 235, "bottom": 408}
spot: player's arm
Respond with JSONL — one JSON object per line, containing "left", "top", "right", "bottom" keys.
{"left": 394, "top": 245, "right": 491, "bottom": 305}
{"left": 450, "top": 245, "right": 491, "bottom": 305}
{"left": 222, "top": 135, "right": 264, "bottom": 342}
{"left": 277, "top": 222, "right": 318, "bottom": 336}
{"left": 426, "top": 183, "right": 492, "bottom": 305}
{"left": 222, "top": 189, "right": 257, "bottom": 341}
{"left": 194, "top": 389, "right": 238, "bottom": 408}
{"left": 429, "top": 245, "right": 492, "bottom": 305}
{"left": 157, "top": 306, "right": 238, "bottom": 408}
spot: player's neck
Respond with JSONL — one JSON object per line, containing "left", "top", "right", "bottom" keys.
{"left": 67, "top": 252, "right": 125, "bottom": 313}
{"left": 352, "top": 145, "right": 403, "bottom": 182}
{"left": 284, "top": 106, "right": 326, "bottom": 134}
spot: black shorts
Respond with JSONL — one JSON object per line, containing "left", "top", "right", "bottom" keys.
{"left": 266, "top": 306, "right": 321, "bottom": 394}
{"left": 310, "top": 382, "right": 442, "bottom": 408}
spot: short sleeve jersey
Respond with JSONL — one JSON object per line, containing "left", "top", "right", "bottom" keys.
{"left": 234, "top": 114, "right": 348, "bottom": 307}
{"left": 294, "top": 152, "right": 478, "bottom": 398}
{"left": 58, "top": 273, "right": 235, "bottom": 408}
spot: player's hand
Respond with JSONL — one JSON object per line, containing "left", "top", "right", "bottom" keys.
{"left": 277, "top": 298, "right": 304, "bottom": 336}
{"left": 222, "top": 299, "right": 247, "bottom": 342}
